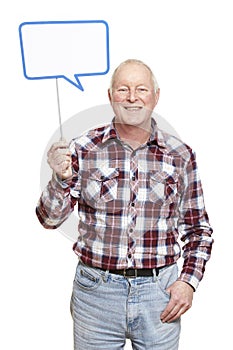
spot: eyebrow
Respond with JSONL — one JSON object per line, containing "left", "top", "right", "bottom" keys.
{"left": 114, "top": 84, "right": 150, "bottom": 89}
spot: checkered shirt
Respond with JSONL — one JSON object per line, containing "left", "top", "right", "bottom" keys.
{"left": 36, "top": 118, "right": 213, "bottom": 290}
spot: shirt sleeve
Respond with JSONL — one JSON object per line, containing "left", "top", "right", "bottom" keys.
{"left": 36, "top": 140, "right": 80, "bottom": 229}
{"left": 177, "top": 150, "right": 213, "bottom": 290}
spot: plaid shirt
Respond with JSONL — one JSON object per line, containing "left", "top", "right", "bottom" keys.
{"left": 36, "top": 118, "right": 213, "bottom": 290}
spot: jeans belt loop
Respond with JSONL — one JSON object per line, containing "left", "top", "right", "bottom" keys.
{"left": 103, "top": 269, "right": 109, "bottom": 282}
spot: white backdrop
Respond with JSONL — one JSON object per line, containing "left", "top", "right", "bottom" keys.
{"left": 1, "top": 1, "right": 232, "bottom": 349}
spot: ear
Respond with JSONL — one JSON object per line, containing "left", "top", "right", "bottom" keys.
{"left": 154, "top": 88, "right": 160, "bottom": 106}
{"left": 108, "top": 88, "right": 112, "bottom": 103}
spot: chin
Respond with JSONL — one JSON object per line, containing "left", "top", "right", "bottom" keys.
{"left": 124, "top": 113, "right": 150, "bottom": 127}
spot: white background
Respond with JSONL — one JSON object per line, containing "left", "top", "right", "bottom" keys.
{"left": 1, "top": 0, "right": 232, "bottom": 349}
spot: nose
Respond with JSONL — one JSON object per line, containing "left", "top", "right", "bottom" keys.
{"left": 127, "top": 89, "right": 138, "bottom": 102}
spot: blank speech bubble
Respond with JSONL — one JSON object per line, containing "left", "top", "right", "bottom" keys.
{"left": 19, "top": 20, "right": 110, "bottom": 91}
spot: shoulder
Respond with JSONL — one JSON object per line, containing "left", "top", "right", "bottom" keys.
{"left": 159, "top": 128, "right": 194, "bottom": 162}
{"left": 69, "top": 123, "right": 111, "bottom": 151}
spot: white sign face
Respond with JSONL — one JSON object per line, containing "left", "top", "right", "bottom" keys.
{"left": 19, "top": 20, "right": 110, "bottom": 91}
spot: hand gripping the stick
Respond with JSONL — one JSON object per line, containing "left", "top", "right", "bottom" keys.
{"left": 47, "top": 140, "right": 72, "bottom": 180}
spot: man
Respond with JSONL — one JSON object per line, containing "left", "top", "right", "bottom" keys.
{"left": 36, "top": 59, "right": 213, "bottom": 349}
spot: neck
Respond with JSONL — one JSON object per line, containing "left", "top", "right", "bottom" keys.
{"left": 114, "top": 121, "right": 151, "bottom": 149}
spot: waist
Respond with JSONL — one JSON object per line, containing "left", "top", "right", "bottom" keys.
{"left": 87, "top": 264, "right": 170, "bottom": 278}
{"left": 109, "top": 268, "right": 157, "bottom": 278}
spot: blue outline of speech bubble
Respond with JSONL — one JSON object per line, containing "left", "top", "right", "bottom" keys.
{"left": 19, "top": 20, "right": 110, "bottom": 91}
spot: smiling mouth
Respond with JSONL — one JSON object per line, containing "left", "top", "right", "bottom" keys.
{"left": 123, "top": 106, "right": 143, "bottom": 111}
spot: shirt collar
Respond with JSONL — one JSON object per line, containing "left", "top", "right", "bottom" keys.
{"left": 149, "top": 118, "right": 167, "bottom": 149}
{"left": 102, "top": 117, "right": 167, "bottom": 149}
{"left": 101, "top": 119, "right": 118, "bottom": 144}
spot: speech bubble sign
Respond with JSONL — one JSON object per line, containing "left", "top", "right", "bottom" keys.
{"left": 19, "top": 20, "right": 110, "bottom": 91}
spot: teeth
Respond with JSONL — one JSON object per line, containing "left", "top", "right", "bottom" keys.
{"left": 125, "top": 107, "right": 141, "bottom": 111}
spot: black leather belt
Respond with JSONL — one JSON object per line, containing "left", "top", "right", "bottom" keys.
{"left": 82, "top": 261, "right": 168, "bottom": 278}
{"left": 109, "top": 267, "right": 160, "bottom": 278}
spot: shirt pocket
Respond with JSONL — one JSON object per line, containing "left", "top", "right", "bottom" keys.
{"left": 82, "top": 167, "right": 119, "bottom": 205}
{"left": 149, "top": 171, "right": 179, "bottom": 204}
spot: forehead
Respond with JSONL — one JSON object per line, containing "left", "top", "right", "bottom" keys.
{"left": 113, "top": 63, "right": 153, "bottom": 86}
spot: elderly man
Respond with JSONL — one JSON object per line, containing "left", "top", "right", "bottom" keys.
{"left": 36, "top": 59, "right": 213, "bottom": 349}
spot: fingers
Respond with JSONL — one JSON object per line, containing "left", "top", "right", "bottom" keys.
{"left": 160, "top": 281, "right": 193, "bottom": 323}
{"left": 160, "top": 299, "right": 190, "bottom": 323}
{"left": 47, "top": 141, "right": 72, "bottom": 179}
{"left": 47, "top": 141, "right": 70, "bottom": 156}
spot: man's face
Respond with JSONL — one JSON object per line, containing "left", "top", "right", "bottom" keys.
{"left": 108, "top": 63, "right": 159, "bottom": 129}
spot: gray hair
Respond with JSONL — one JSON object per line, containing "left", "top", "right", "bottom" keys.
{"left": 109, "top": 59, "right": 159, "bottom": 95}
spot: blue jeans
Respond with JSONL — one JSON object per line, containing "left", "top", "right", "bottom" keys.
{"left": 70, "top": 262, "right": 181, "bottom": 350}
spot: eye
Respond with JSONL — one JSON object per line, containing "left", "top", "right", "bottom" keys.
{"left": 136, "top": 87, "right": 149, "bottom": 93}
{"left": 117, "top": 87, "right": 129, "bottom": 93}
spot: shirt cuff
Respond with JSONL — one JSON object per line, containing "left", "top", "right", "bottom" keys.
{"left": 177, "top": 273, "right": 199, "bottom": 291}
{"left": 52, "top": 172, "right": 73, "bottom": 189}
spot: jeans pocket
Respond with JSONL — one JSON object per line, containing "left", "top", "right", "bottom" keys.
{"left": 157, "top": 264, "right": 178, "bottom": 300}
{"left": 74, "top": 265, "right": 102, "bottom": 291}
{"left": 157, "top": 281, "right": 171, "bottom": 301}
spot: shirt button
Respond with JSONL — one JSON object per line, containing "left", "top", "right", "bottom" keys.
{"left": 132, "top": 176, "right": 136, "bottom": 181}
{"left": 128, "top": 253, "right": 132, "bottom": 259}
{"left": 129, "top": 228, "right": 133, "bottom": 233}
{"left": 131, "top": 202, "right": 135, "bottom": 207}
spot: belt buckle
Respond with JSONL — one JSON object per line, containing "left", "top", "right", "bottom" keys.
{"left": 123, "top": 268, "right": 137, "bottom": 278}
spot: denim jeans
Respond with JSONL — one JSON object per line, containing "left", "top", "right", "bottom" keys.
{"left": 70, "top": 261, "right": 181, "bottom": 350}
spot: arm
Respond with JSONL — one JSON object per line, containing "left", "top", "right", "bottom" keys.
{"left": 161, "top": 150, "right": 213, "bottom": 323}
{"left": 36, "top": 140, "right": 79, "bottom": 229}
{"left": 177, "top": 150, "right": 213, "bottom": 289}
